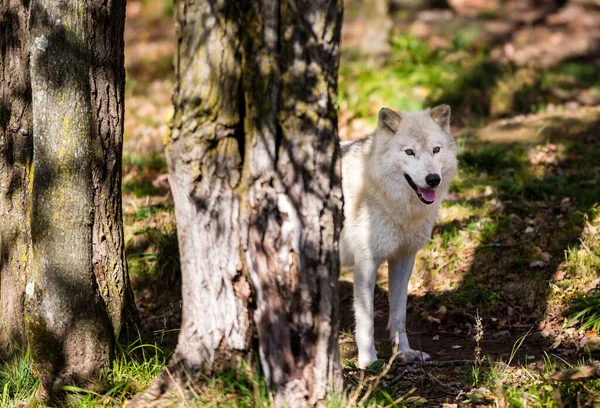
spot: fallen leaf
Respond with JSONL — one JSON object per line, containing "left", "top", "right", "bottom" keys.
{"left": 549, "top": 363, "right": 600, "bottom": 381}
{"left": 422, "top": 311, "right": 441, "bottom": 324}
{"left": 405, "top": 396, "right": 427, "bottom": 404}
{"left": 551, "top": 335, "right": 564, "bottom": 349}
{"left": 584, "top": 338, "right": 600, "bottom": 353}
{"left": 553, "top": 267, "right": 566, "bottom": 280}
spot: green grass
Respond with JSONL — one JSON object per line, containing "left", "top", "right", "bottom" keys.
{"left": 62, "top": 336, "right": 169, "bottom": 407}
{"left": 567, "top": 290, "right": 600, "bottom": 332}
{"left": 0, "top": 335, "right": 169, "bottom": 408}
{"left": 133, "top": 203, "right": 169, "bottom": 222}
{"left": 563, "top": 218, "right": 600, "bottom": 332}
{"left": 470, "top": 352, "right": 600, "bottom": 407}
{"left": 126, "top": 223, "right": 180, "bottom": 301}
{"left": 0, "top": 350, "right": 38, "bottom": 407}
{"left": 188, "top": 360, "right": 272, "bottom": 407}
{"left": 340, "top": 33, "right": 600, "bottom": 126}
{"left": 123, "top": 153, "right": 168, "bottom": 198}
{"left": 339, "top": 34, "right": 492, "bottom": 123}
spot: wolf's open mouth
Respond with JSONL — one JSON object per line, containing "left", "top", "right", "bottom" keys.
{"left": 404, "top": 174, "right": 436, "bottom": 205}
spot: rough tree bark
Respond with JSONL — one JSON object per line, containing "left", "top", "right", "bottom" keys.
{"left": 0, "top": 0, "right": 33, "bottom": 357}
{"left": 88, "top": 0, "right": 136, "bottom": 337}
{"left": 131, "top": 1, "right": 344, "bottom": 406}
{"left": 24, "top": 0, "right": 132, "bottom": 399}
{"left": 1, "top": 0, "right": 133, "bottom": 362}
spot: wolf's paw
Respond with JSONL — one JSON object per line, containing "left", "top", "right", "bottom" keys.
{"left": 396, "top": 349, "right": 431, "bottom": 364}
{"left": 357, "top": 348, "right": 378, "bottom": 369}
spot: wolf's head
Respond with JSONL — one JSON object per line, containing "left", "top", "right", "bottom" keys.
{"left": 369, "top": 105, "right": 458, "bottom": 205}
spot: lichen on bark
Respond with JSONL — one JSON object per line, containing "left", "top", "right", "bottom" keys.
{"left": 0, "top": 0, "right": 34, "bottom": 357}
{"left": 26, "top": 0, "right": 115, "bottom": 399}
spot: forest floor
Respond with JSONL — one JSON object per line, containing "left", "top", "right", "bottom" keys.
{"left": 3, "top": 0, "right": 596, "bottom": 406}
{"left": 116, "top": 0, "right": 600, "bottom": 406}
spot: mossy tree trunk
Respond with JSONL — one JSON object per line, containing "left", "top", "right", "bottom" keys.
{"left": 0, "top": 0, "right": 33, "bottom": 357}
{"left": 22, "top": 0, "right": 133, "bottom": 399}
{"left": 131, "top": 0, "right": 344, "bottom": 406}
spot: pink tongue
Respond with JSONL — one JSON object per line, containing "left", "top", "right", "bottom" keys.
{"left": 417, "top": 186, "right": 436, "bottom": 202}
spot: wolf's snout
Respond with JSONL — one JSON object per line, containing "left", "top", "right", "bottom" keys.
{"left": 425, "top": 174, "right": 441, "bottom": 187}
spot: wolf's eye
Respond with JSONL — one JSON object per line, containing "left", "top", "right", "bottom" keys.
{"left": 405, "top": 149, "right": 415, "bottom": 156}
{"left": 433, "top": 147, "right": 440, "bottom": 154}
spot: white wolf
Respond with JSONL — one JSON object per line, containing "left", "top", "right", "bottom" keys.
{"left": 340, "top": 105, "right": 458, "bottom": 369}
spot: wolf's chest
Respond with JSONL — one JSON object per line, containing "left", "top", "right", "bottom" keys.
{"left": 367, "top": 210, "right": 434, "bottom": 258}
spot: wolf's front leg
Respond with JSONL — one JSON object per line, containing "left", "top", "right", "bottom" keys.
{"left": 354, "top": 258, "right": 380, "bottom": 369}
{"left": 388, "top": 254, "right": 431, "bottom": 364}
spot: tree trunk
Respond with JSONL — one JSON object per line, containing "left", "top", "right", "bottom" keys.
{"left": 266, "top": 2, "right": 344, "bottom": 403}
{"left": 88, "top": 0, "right": 136, "bottom": 337}
{"left": 131, "top": 1, "right": 344, "bottom": 406}
{"left": 0, "top": 0, "right": 33, "bottom": 357}
{"left": 1, "top": 0, "right": 132, "bottom": 396}
{"left": 25, "top": 0, "right": 128, "bottom": 398}
{"left": 358, "top": 0, "right": 392, "bottom": 55}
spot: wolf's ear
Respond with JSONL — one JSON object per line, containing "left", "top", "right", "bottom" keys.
{"left": 430, "top": 104, "right": 451, "bottom": 133}
{"left": 378, "top": 108, "right": 402, "bottom": 134}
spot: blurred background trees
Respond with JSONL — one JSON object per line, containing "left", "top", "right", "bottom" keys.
{"left": 340, "top": 0, "right": 599, "bottom": 136}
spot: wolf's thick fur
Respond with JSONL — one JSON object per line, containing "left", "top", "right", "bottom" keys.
{"left": 340, "top": 105, "right": 458, "bottom": 368}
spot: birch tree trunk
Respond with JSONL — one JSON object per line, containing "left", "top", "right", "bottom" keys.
{"left": 23, "top": 0, "right": 132, "bottom": 398}
{"left": 131, "top": 1, "right": 344, "bottom": 406}
{"left": 0, "top": 0, "right": 33, "bottom": 357}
